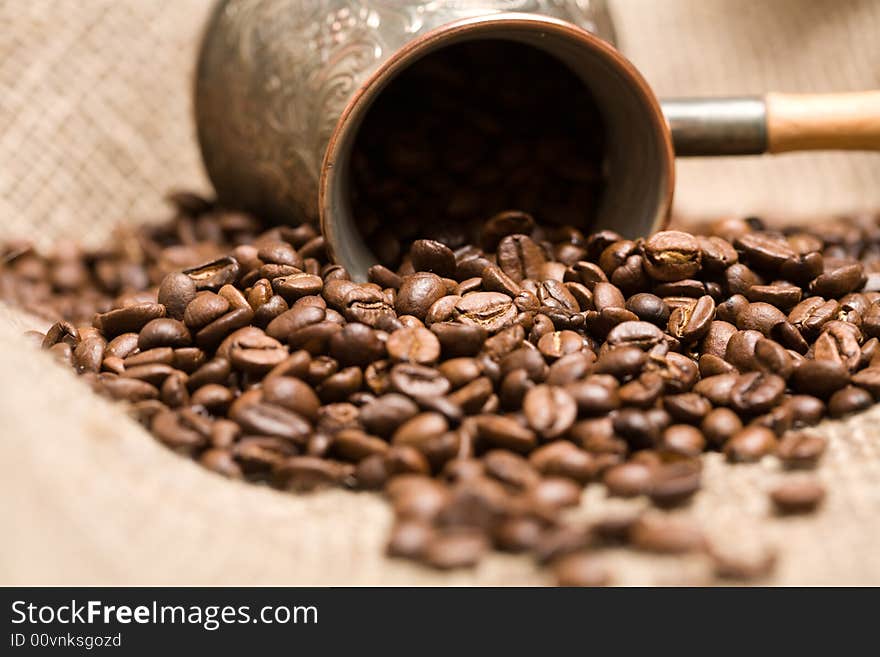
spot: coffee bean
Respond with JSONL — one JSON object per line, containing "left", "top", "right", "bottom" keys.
{"left": 660, "top": 425, "right": 706, "bottom": 458}
{"left": 630, "top": 515, "right": 705, "bottom": 554}
{"left": 603, "top": 462, "right": 653, "bottom": 497}
{"left": 734, "top": 232, "right": 795, "bottom": 272}
{"left": 662, "top": 393, "right": 711, "bottom": 424}
{"left": 95, "top": 302, "right": 166, "bottom": 336}
{"left": 730, "top": 372, "right": 786, "bottom": 415}
{"left": 553, "top": 552, "right": 611, "bottom": 587}
{"left": 158, "top": 272, "right": 197, "bottom": 320}
{"left": 271, "top": 272, "right": 323, "bottom": 301}
{"left": 138, "top": 318, "right": 192, "bottom": 350}
{"left": 331, "top": 429, "right": 389, "bottom": 462}
{"left": 626, "top": 292, "right": 669, "bottom": 326}
{"left": 390, "top": 363, "right": 450, "bottom": 398}
{"left": 474, "top": 414, "right": 537, "bottom": 453}
{"left": 828, "top": 385, "right": 873, "bottom": 417}
{"left": 394, "top": 272, "right": 458, "bottom": 319}
{"left": 497, "top": 234, "right": 545, "bottom": 282}
{"left": 231, "top": 401, "right": 311, "bottom": 444}
{"left": 431, "top": 322, "right": 487, "bottom": 357}
{"left": 649, "top": 460, "right": 702, "bottom": 506}
{"left": 386, "top": 519, "right": 434, "bottom": 559}
{"left": 523, "top": 385, "right": 577, "bottom": 439}
{"left": 777, "top": 430, "right": 827, "bottom": 469}
{"left": 386, "top": 327, "right": 441, "bottom": 364}
{"left": 810, "top": 263, "right": 865, "bottom": 298}
{"left": 422, "top": 528, "right": 489, "bottom": 569}
{"left": 619, "top": 372, "right": 663, "bottom": 407}
{"left": 493, "top": 516, "right": 545, "bottom": 552}
{"left": 697, "top": 235, "right": 738, "bottom": 272}
{"left": 482, "top": 450, "right": 540, "bottom": 490}
{"left": 410, "top": 239, "right": 456, "bottom": 277}
{"left": 453, "top": 292, "right": 517, "bottom": 333}
{"left": 790, "top": 359, "right": 850, "bottom": 398}
{"left": 529, "top": 441, "right": 595, "bottom": 484}
{"left": 274, "top": 456, "right": 353, "bottom": 492}
{"left": 770, "top": 477, "right": 826, "bottom": 514}
{"left": 724, "top": 426, "right": 778, "bottom": 462}
{"left": 700, "top": 408, "right": 743, "bottom": 447}
{"left": 393, "top": 412, "right": 449, "bottom": 447}
{"left": 183, "top": 256, "right": 240, "bottom": 291}
{"left": 642, "top": 231, "right": 701, "bottom": 281}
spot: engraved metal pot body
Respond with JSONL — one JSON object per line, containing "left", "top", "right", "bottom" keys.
{"left": 196, "top": 0, "right": 675, "bottom": 280}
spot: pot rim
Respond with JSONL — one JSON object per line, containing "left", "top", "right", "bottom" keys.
{"left": 319, "top": 11, "right": 674, "bottom": 279}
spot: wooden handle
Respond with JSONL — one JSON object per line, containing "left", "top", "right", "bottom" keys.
{"left": 766, "top": 91, "right": 880, "bottom": 153}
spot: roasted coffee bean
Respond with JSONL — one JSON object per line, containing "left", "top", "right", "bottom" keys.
{"left": 770, "top": 477, "right": 826, "bottom": 514}
{"left": 271, "top": 273, "right": 323, "bottom": 301}
{"left": 734, "top": 232, "right": 795, "bottom": 272}
{"left": 626, "top": 292, "right": 669, "bottom": 326}
{"left": 630, "top": 515, "right": 705, "bottom": 554}
{"left": 537, "top": 330, "right": 584, "bottom": 360}
{"left": 184, "top": 292, "right": 230, "bottom": 331}
{"left": 605, "top": 321, "right": 664, "bottom": 350}
{"left": 390, "top": 363, "right": 450, "bottom": 397}
{"left": 660, "top": 425, "right": 706, "bottom": 458}
{"left": 729, "top": 372, "right": 786, "bottom": 415}
{"left": 745, "top": 283, "right": 802, "bottom": 310}
{"left": 431, "top": 322, "right": 487, "bottom": 357}
{"left": 612, "top": 408, "right": 662, "bottom": 450}
{"left": 422, "top": 528, "right": 489, "bottom": 569}
{"left": 406, "top": 240, "right": 455, "bottom": 278}
{"left": 453, "top": 292, "right": 517, "bottom": 333}
{"left": 603, "top": 462, "right": 653, "bottom": 498}
{"left": 95, "top": 303, "right": 165, "bottom": 336}
{"left": 138, "top": 318, "right": 192, "bottom": 350}
{"left": 529, "top": 441, "right": 595, "bottom": 484}
{"left": 828, "top": 385, "right": 873, "bottom": 417}
{"left": 700, "top": 407, "right": 743, "bottom": 447}
{"left": 667, "top": 295, "right": 715, "bottom": 342}
{"left": 649, "top": 460, "right": 702, "bottom": 507}
{"left": 725, "top": 426, "right": 778, "bottom": 462}
{"left": 790, "top": 359, "right": 850, "bottom": 398}
{"left": 393, "top": 412, "right": 449, "bottom": 448}
{"left": 274, "top": 456, "right": 353, "bottom": 492}
{"left": 662, "top": 393, "right": 711, "bottom": 424}
{"left": 183, "top": 256, "right": 240, "bottom": 291}
{"left": 522, "top": 384, "right": 577, "bottom": 439}
{"left": 158, "top": 272, "right": 197, "bottom": 320}
{"left": 497, "top": 234, "right": 545, "bottom": 282}
{"left": 386, "top": 327, "right": 441, "bottom": 364}
{"left": 618, "top": 372, "right": 663, "bottom": 408}
{"left": 777, "top": 431, "right": 827, "bottom": 469}
{"left": 642, "top": 231, "right": 701, "bottom": 282}
{"left": 231, "top": 401, "right": 311, "bottom": 444}
{"left": 343, "top": 285, "right": 395, "bottom": 327}
{"left": 810, "top": 263, "right": 865, "bottom": 298}
{"left": 697, "top": 235, "right": 738, "bottom": 272}
{"left": 474, "top": 414, "right": 537, "bottom": 453}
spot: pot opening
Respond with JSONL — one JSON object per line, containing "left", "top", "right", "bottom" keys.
{"left": 322, "top": 17, "right": 671, "bottom": 281}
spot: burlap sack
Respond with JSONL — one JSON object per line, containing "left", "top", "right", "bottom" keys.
{"left": 2, "top": 0, "right": 879, "bottom": 585}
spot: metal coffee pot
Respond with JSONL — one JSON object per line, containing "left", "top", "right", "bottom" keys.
{"left": 196, "top": 0, "right": 880, "bottom": 280}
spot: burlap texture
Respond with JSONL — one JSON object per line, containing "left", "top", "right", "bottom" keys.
{"left": 2, "top": 0, "right": 879, "bottom": 585}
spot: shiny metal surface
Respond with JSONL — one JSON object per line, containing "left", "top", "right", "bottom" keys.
{"left": 662, "top": 97, "right": 768, "bottom": 156}
{"left": 195, "top": 0, "right": 617, "bottom": 225}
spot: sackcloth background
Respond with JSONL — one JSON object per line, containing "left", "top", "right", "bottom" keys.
{"left": 1, "top": 0, "right": 879, "bottom": 585}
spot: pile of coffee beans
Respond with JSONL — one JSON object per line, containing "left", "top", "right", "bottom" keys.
{"left": 8, "top": 193, "right": 880, "bottom": 585}
{"left": 350, "top": 41, "right": 604, "bottom": 267}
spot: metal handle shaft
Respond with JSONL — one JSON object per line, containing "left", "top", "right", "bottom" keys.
{"left": 661, "top": 97, "right": 767, "bottom": 156}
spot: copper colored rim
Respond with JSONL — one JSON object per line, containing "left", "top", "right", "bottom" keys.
{"left": 320, "top": 12, "right": 674, "bottom": 272}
